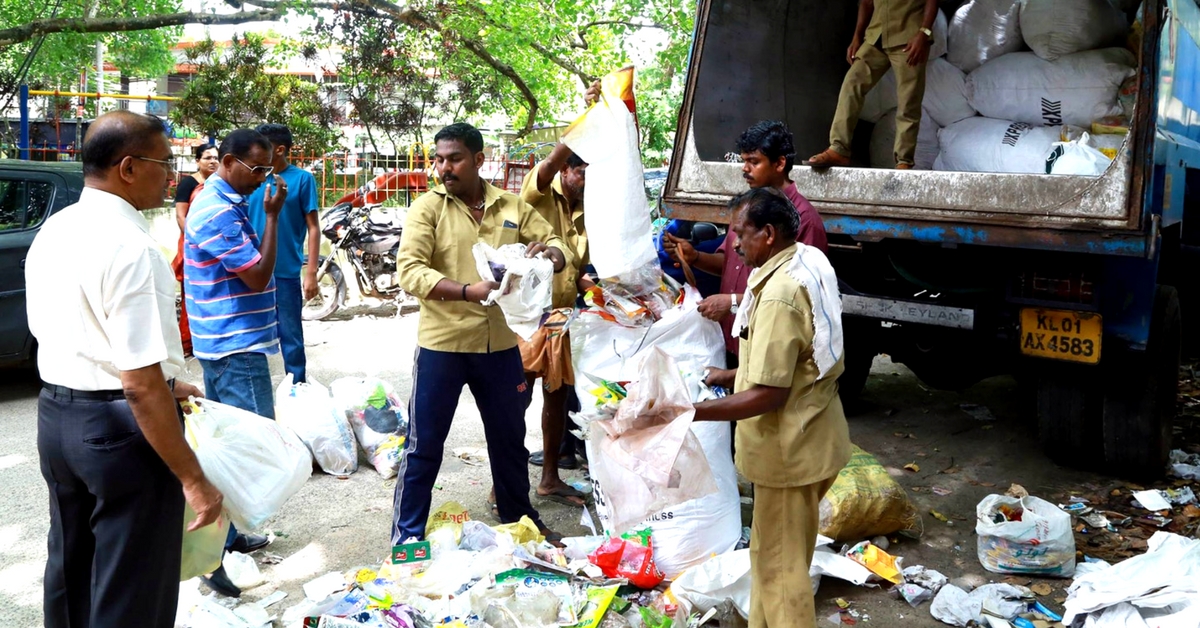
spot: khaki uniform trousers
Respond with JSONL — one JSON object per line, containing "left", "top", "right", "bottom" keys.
{"left": 748, "top": 476, "right": 838, "bottom": 628}
{"left": 829, "top": 43, "right": 928, "bottom": 167}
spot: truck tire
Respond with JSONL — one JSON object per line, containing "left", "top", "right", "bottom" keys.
{"left": 1036, "top": 366, "right": 1105, "bottom": 470}
{"left": 1101, "top": 286, "right": 1180, "bottom": 479}
{"left": 302, "top": 257, "right": 347, "bottom": 321}
{"left": 839, "top": 317, "right": 878, "bottom": 410}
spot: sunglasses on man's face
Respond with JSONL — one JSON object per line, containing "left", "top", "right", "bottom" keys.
{"left": 234, "top": 157, "right": 274, "bottom": 177}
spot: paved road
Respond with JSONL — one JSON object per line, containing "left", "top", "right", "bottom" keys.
{"left": 0, "top": 306, "right": 1159, "bottom": 626}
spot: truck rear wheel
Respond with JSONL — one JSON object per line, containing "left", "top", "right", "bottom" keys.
{"left": 1101, "top": 286, "right": 1180, "bottom": 479}
{"left": 1036, "top": 366, "right": 1105, "bottom": 470}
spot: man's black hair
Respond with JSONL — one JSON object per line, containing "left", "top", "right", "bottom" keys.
{"left": 735, "top": 120, "right": 797, "bottom": 174}
{"left": 565, "top": 153, "right": 586, "bottom": 169}
{"left": 730, "top": 187, "right": 799, "bottom": 241}
{"left": 218, "top": 129, "right": 273, "bottom": 159}
{"left": 255, "top": 123, "right": 294, "bottom": 151}
{"left": 80, "top": 112, "right": 168, "bottom": 178}
{"left": 193, "top": 143, "right": 216, "bottom": 160}
{"left": 434, "top": 122, "right": 485, "bottom": 154}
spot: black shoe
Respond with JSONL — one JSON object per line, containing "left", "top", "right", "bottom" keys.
{"left": 201, "top": 565, "right": 242, "bottom": 598}
{"left": 229, "top": 533, "right": 270, "bottom": 554}
{"left": 528, "top": 450, "right": 579, "bottom": 470}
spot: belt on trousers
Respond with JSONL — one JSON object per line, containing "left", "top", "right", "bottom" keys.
{"left": 42, "top": 384, "right": 126, "bottom": 401}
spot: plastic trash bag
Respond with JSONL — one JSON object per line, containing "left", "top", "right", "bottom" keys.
{"left": 329, "top": 377, "right": 408, "bottom": 478}
{"left": 586, "top": 348, "right": 718, "bottom": 535}
{"left": 930, "top": 583, "right": 1031, "bottom": 627}
{"left": 276, "top": 374, "right": 358, "bottom": 476}
{"left": 471, "top": 242, "right": 554, "bottom": 341}
{"left": 184, "top": 398, "right": 312, "bottom": 531}
{"left": 1019, "top": 0, "right": 1129, "bottom": 62}
{"left": 180, "top": 503, "right": 229, "bottom": 581}
{"left": 976, "top": 494, "right": 1076, "bottom": 577}
{"left": 947, "top": 0, "right": 1025, "bottom": 73}
{"left": 223, "top": 550, "right": 264, "bottom": 589}
{"left": 671, "top": 549, "right": 752, "bottom": 620}
{"left": 935, "top": 117, "right": 1064, "bottom": 174}
{"left": 587, "top": 535, "right": 665, "bottom": 589}
{"left": 1046, "top": 132, "right": 1114, "bottom": 175}
{"left": 967, "top": 49, "right": 1136, "bottom": 128}
{"left": 562, "top": 67, "right": 659, "bottom": 285}
{"left": 819, "top": 445, "right": 922, "bottom": 541}
{"left": 1063, "top": 531, "right": 1200, "bottom": 626}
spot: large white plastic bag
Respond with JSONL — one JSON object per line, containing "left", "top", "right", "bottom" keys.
{"left": 930, "top": 9, "right": 949, "bottom": 59}
{"left": 869, "top": 108, "right": 940, "bottom": 170}
{"left": 561, "top": 67, "right": 657, "bottom": 284}
{"left": 1062, "top": 531, "right": 1200, "bottom": 626}
{"left": 976, "top": 494, "right": 1075, "bottom": 577}
{"left": 947, "top": 0, "right": 1025, "bottom": 73}
{"left": 585, "top": 348, "right": 717, "bottom": 535}
{"left": 967, "top": 49, "right": 1135, "bottom": 128}
{"left": 671, "top": 549, "right": 752, "bottom": 620}
{"left": 1046, "top": 132, "right": 1113, "bottom": 175}
{"left": 329, "top": 377, "right": 407, "bottom": 478}
{"left": 185, "top": 399, "right": 312, "bottom": 530}
{"left": 934, "top": 117, "right": 1062, "bottom": 174}
{"left": 471, "top": 242, "right": 553, "bottom": 341}
{"left": 1019, "top": 0, "right": 1129, "bottom": 62}
{"left": 276, "top": 375, "right": 358, "bottom": 476}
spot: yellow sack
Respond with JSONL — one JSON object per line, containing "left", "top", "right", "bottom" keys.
{"left": 493, "top": 515, "right": 544, "bottom": 545}
{"left": 426, "top": 501, "right": 471, "bottom": 543}
{"left": 818, "top": 445, "right": 922, "bottom": 541}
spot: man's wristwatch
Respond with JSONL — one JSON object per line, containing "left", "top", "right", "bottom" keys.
{"left": 730, "top": 293, "right": 739, "bottom": 314}
{"left": 920, "top": 27, "right": 933, "bottom": 38}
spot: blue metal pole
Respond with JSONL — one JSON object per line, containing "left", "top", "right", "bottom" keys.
{"left": 19, "top": 84, "right": 30, "bottom": 160}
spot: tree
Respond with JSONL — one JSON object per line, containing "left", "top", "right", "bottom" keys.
{"left": 169, "top": 34, "right": 343, "bottom": 156}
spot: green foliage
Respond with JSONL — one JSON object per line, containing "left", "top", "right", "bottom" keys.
{"left": 168, "top": 34, "right": 343, "bottom": 156}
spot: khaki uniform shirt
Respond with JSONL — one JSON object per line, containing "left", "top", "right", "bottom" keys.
{"left": 397, "top": 181, "right": 569, "bottom": 353}
{"left": 520, "top": 163, "right": 587, "bottom": 309}
{"left": 734, "top": 244, "right": 852, "bottom": 488}
{"left": 864, "top": 0, "right": 926, "bottom": 49}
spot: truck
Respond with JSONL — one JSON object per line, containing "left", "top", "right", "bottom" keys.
{"left": 662, "top": 0, "right": 1199, "bottom": 478}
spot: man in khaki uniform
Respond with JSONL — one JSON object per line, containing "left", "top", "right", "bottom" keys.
{"left": 807, "top": 0, "right": 939, "bottom": 169}
{"left": 393, "top": 122, "right": 571, "bottom": 545}
{"left": 515, "top": 142, "right": 591, "bottom": 507}
{"left": 695, "top": 187, "right": 851, "bottom": 628}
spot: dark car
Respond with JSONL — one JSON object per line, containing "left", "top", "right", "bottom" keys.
{"left": 0, "top": 160, "right": 84, "bottom": 367}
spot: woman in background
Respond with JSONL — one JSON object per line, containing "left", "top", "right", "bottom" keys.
{"left": 172, "top": 143, "right": 218, "bottom": 357}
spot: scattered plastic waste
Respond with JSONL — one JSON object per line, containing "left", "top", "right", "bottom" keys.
{"left": 1168, "top": 449, "right": 1200, "bottom": 480}
{"left": 224, "top": 551, "right": 265, "bottom": 590}
{"left": 976, "top": 494, "right": 1075, "bottom": 577}
{"left": 1131, "top": 489, "right": 1171, "bottom": 512}
{"left": 1064, "top": 531, "right": 1200, "bottom": 626}
{"left": 847, "top": 541, "right": 904, "bottom": 584}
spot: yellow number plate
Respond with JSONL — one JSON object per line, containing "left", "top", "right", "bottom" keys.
{"left": 1019, "top": 308, "right": 1102, "bottom": 364}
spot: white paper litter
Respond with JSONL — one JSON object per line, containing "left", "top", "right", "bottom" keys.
{"left": 1064, "top": 532, "right": 1200, "bottom": 626}
{"left": 930, "top": 583, "right": 1031, "bottom": 627}
{"left": 1132, "top": 489, "right": 1172, "bottom": 512}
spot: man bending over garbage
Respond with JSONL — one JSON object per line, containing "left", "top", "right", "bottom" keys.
{"left": 694, "top": 187, "right": 851, "bottom": 628}
{"left": 394, "top": 122, "right": 571, "bottom": 545}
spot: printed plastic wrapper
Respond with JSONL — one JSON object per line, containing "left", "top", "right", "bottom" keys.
{"left": 587, "top": 535, "right": 664, "bottom": 589}
{"left": 562, "top": 67, "right": 659, "bottom": 282}
{"left": 472, "top": 242, "right": 554, "bottom": 341}
{"left": 1046, "top": 132, "right": 1113, "bottom": 175}
{"left": 493, "top": 569, "right": 581, "bottom": 626}
{"left": 330, "top": 377, "right": 409, "bottom": 478}
{"left": 967, "top": 49, "right": 1136, "bottom": 128}
{"left": 426, "top": 501, "right": 471, "bottom": 544}
{"left": 276, "top": 374, "right": 358, "bottom": 476}
{"left": 180, "top": 503, "right": 229, "bottom": 581}
{"left": 976, "top": 494, "right": 1076, "bottom": 577}
{"left": 1019, "top": 0, "right": 1129, "bottom": 62}
{"left": 184, "top": 398, "right": 312, "bottom": 530}
{"left": 585, "top": 348, "right": 717, "bottom": 535}
{"left": 819, "top": 445, "right": 922, "bottom": 541}
{"left": 847, "top": 541, "right": 903, "bottom": 584}
{"left": 572, "top": 584, "right": 621, "bottom": 628}
{"left": 947, "top": 0, "right": 1024, "bottom": 73}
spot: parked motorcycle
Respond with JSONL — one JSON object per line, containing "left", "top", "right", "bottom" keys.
{"left": 302, "top": 202, "right": 407, "bottom": 321}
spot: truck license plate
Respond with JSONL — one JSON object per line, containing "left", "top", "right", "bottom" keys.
{"left": 1019, "top": 308, "right": 1101, "bottom": 364}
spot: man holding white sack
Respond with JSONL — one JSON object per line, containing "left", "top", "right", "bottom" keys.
{"left": 25, "top": 111, "right": 223, "bottom": 628}
{"left": 694, "top": 187, "right": 851, "bottom": 628}
{"left": 394, "top": 122, "right": 570, "bottom": 545}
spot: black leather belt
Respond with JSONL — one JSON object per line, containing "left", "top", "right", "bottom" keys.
{"left": 42, "top": 384, "right": 125, "bottom": 401}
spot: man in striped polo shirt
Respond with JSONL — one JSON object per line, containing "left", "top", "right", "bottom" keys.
{"left": 183, "top": 128, "right": 286, "bottom": 596}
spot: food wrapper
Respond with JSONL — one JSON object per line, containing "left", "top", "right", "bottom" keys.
{"left": 847, "top": 541, "right": 903, "bottom": 584}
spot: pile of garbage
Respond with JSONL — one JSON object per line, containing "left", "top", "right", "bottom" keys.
{"left": 862, "top": 0, "right": 1139, "bottom": 175}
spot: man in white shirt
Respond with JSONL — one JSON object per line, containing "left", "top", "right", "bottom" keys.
{"left": 25, "top": 111, "right": 223, "bottom": 628}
